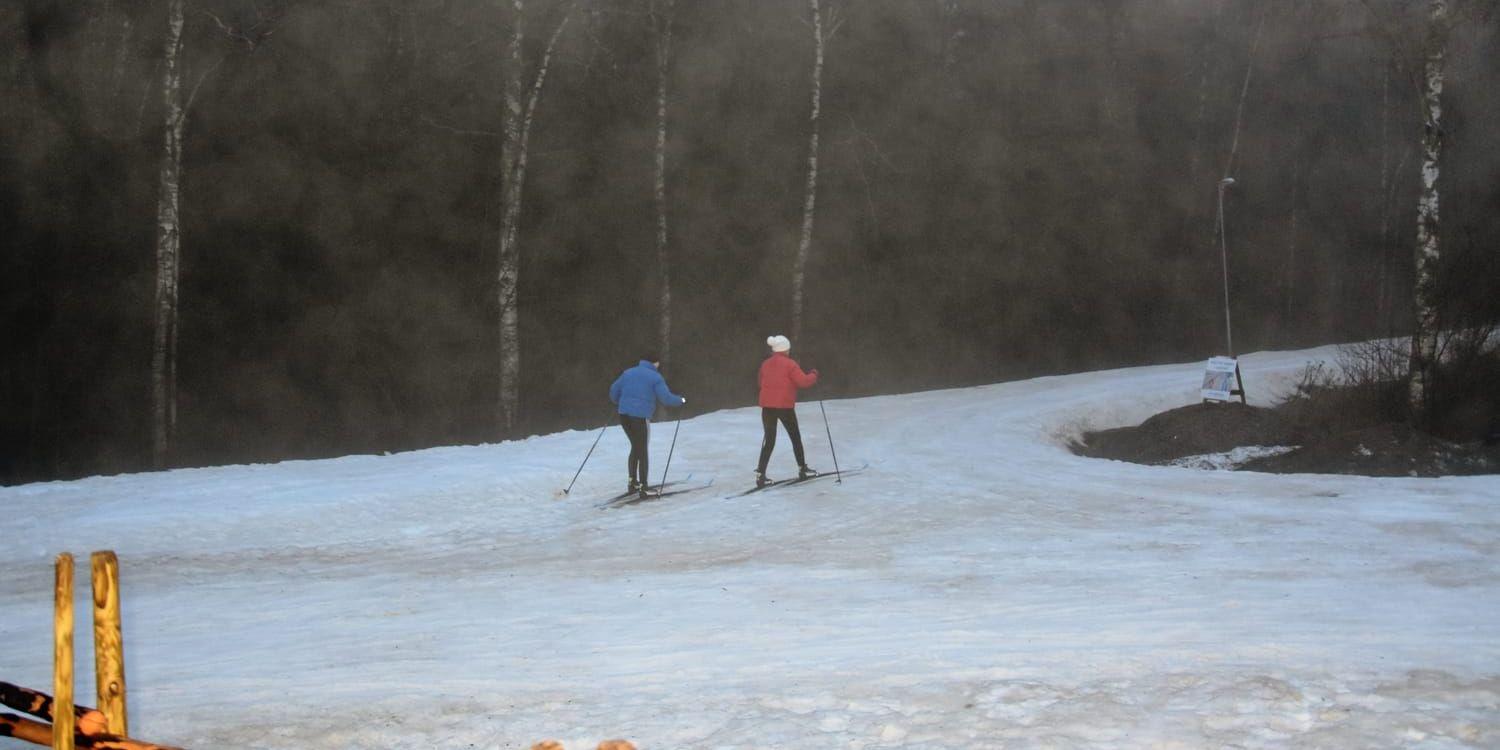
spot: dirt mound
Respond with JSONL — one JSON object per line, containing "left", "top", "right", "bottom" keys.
{"left": 1074, "top": 402, "right": 1297, "bottom": 464}
{"left": 1073, "top": 401, "right": 1499, "bottom": 477}
{"left": 1241, "top": 423, "right": 1500, "bottom": 477}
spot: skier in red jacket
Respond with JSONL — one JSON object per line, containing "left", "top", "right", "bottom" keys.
{"left": 755, "top": 334, "right": 819, "bottom": 487}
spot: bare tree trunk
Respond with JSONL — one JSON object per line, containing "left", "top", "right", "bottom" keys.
{"left": 1283, "top": 134, "right": 1302, "bottom": 332}
{"left": 791, "top": 0, "right": 826, "bottom": 344}
{"left": 1380, "top": 144, "right": 1413, "bottom": 334}
{"left": 84, "top": 0, "right": 138, "bottom": 139}
{"left": 150, "top": 0, "right": 185, "bottom": 468}
{"left": 1186, "top": 0, "right": 1225, "bottom": 186}
{"left": 497, "top": 0, "right": 524, "bottom": 433}
{"left": 497, "top": 1, "right": 572, "bottom": 432}
{"left": 1409, "top": 0, "right": 1447, "bottom": 419}
{"left": 1377, "top": 58, "right": 1393, "bottom": 329}
{"left": 109, "top": 15, "right": 137, "bottom": 135}
{"left": 1221, "top": 6, "right": 1265, "bottom": 180}
{"left": 87, "top": 0, "right": 114, "bottom": 113}
{"left": 651, "top": 0, "right": 675, "bottom": 368}
{"left": 1282, "top": 11, "right": 1320, "bottom": 340}
{"left": 1097, "top": 0, "right": 1126, "bottom": 131}
{"left": 1376, "top": 56, "right": 1414, "bottom": 337}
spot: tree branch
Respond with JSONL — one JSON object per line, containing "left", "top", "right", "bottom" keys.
{"left": 182, "top": 53, "right": 229, "bottom": 120}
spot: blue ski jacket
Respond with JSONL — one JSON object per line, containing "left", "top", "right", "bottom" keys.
{"left": 610, "top": 360, "right": 685, "bottom": 419}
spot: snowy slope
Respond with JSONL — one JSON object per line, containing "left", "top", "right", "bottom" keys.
{"left": 3, "top": 346, "right": 1498, "bottom": 749}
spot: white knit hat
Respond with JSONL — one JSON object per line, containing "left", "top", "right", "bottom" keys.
{"left": 767, "top": 335, "right": 791, "bottom": 352}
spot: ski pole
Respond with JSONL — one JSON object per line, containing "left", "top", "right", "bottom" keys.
{"left": 562, "top": 422, "right": 610, "bottom": 495}
{"left": 656, "top": 413, "right": 683, "bottom": 497}
{"left": 818, "top": 398, "right": 842, "bottom": 483}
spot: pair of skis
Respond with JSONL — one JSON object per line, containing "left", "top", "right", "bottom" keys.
{"left": 596, "top": 475, "right": 716, "bottom": 508}
{"left": 734, "top": 462, "right": 869, "bottom": 497}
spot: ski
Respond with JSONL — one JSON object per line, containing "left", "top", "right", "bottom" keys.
{"left": 735, "top": 463, "right": 868, "bottom": 497}
{"left": 594, "top": 474, "right": 694, "bottom": 505}
{"left": 737, "top": 476, "right": 803, "bottom": 496}
{"left": 601, "top": 478, "right": 716, "bottom": 509}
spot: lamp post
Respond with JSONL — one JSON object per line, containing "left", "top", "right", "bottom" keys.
{"left": 1217, "top": 177, "right": 1236, "bottom": 356}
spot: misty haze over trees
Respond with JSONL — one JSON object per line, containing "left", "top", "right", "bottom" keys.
{"left": 3, "top": 0, "right": 1497, "bottom": 484}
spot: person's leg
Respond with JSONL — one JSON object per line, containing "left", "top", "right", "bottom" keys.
{"left": 620, "top": 416, "right": 648, "bottom": 486}
{"left": 638, "top": 420, "right": 650, "bottom": 486}
{"left": 756, "top": 408, "right": 778, "bottom": 475}
{"left": 619, "top": 416, "right": 632, "bottom": 482}
{"left": 781, "top": 409, "right": 808, "bottom": 469}
{"left": 619, "top": 415, "right": 637, "bottom": 485}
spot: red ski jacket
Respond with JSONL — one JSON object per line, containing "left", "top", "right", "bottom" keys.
{"left": 758, "top": 352, "right": 818, "bottom": 408}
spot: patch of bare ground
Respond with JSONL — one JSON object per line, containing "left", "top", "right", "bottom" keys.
{"left": 1075, "top": 402, "right": 1296, "bottom": 465}
{"left": 1073, "top": 350, "right": 1500, "bottom": 477}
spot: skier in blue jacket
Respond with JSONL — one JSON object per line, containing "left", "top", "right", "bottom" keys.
{"left": 609, "top": 355, "right": 686, "bottom": 495}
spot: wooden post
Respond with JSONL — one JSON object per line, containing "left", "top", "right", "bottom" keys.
{"left": 90, "top": 551, "right": 128, "bottom": 736}
{"left": 53, "top": 554, "right": 76, "bottom": 750}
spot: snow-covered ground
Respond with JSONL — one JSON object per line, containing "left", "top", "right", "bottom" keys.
{"left": 3, "top": 345, "right": 1498, "bottom": 749}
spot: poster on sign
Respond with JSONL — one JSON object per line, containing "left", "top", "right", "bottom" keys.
{"left": 1201, "top": 356, "right": 1239, "bottom": 401}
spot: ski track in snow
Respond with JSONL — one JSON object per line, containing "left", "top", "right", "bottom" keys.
{"left": 3, "top": 345, "right": 1499, "bottom": 749}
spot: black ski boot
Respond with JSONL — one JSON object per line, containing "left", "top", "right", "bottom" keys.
{"left": 798, "top": 465, "right": 818, "bottom": 480}
{"left": 754, "top": 470, "right": 772, "bottom": 488}
{"left": 628, "top": 479, "right": 642, "bottom": 495}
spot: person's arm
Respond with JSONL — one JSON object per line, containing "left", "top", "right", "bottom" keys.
{"left": 654, "top": 375, "right": 686, "bottom": 407}
{"left": 609, "top": 374, "right": 624, "bottom": 405}
{"left": 790, "top": 361, "right": 819, "bottom": 389}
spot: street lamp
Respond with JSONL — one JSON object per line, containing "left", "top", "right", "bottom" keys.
{"left": 1217, "top": 177, "right": 1236, "bottom": 357}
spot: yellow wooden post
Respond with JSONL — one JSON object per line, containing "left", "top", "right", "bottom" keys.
{"left": 91, "top": 550, "right": 128, "bottom": 736}
{"left": 53, "top": 553, "right": 76, "bottom": 750}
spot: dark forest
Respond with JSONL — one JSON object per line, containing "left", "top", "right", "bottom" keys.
{"left": 3, "top": 0, "right": 1497, "bottom": 484}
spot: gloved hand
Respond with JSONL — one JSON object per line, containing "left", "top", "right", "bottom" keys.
{"left": 680, "top": 396, "right": 687, "bottom": 405}
{"left": 810, "top": 369, "right": 820, "bottom": 377}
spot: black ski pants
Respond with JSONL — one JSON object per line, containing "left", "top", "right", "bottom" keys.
{"left": 620, "top": 415, "right": 650, "bottom": 485}
{"left": 756, "top": 407, "right": 807, "bottom": 474}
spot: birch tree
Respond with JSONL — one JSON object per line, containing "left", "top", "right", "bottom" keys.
{"left": 150, "top": 2, "right": 278, "bottom": 467}
{"left": 1407, "top": 0, "right": 1447, "bottom": 418}
{"left": 790, "top": 0, "right": 840, "bottom": 345}
{"left": 496, "top": 0, "right": 574, "bottom": 431}
{"left": 150, "top": 0, "right": 185, "bottom": 468}
{"left": 650, "top": 0, "right": 675, "bottom": 368}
